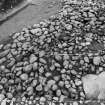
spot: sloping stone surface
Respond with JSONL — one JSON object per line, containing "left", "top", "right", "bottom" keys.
{"left": 82, "top": 72, "right": 105, "bottom": 100}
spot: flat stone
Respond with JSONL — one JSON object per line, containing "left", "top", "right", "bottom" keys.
{"left": 93, "top": 56, "right": 101, "bottom": 65}
{"left": 1, "top": 98, "right": 7, "bottom": 105}
{"left": 24, "top": 64, "right": 32, "bottom": 72}
{"left": 0, "top": 94, "right": 5, "bottom": 102}
{"left": 20, "top": 73, "right": 28, "bottom": 81}
{"left": 82, "top": 72, "right": 105, "bottom": 100}
{"left": 29, "top": 54, "right": 37, "bottom": 64}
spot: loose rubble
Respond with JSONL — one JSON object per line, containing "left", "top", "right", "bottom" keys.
{"left": 1, "top": 0, "right": 105, "bottom": 104}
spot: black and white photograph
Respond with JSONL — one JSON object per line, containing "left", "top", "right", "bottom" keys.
{"left": 0, "top": 0, "right": 105, "bottom": 105}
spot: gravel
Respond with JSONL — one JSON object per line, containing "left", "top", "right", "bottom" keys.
{"left": 0, "top": 0, "right": 105, "bottom": 104}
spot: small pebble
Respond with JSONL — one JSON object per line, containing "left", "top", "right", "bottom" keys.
{"left": 84, "top": 56, "right": 89, "bottom": 63}
{"left": 33, "top": 62, "right": 38, "bottom": 70}
{"left": 20, "top": 73, "right": 28, "bottom": 81}
{"left": 47, "top": 80, "right": 56, "bottom": 88}
{"left": 1, "top": 98, "right": 7, "bottom": 105}
{"left": 75, "top": 79, "right": 82, "bottom": 86}
{"left": 30, "top": 54, "right": 37, "bottom": 63}
{"left": 40, "top": 97, "right": 46, "bottom": 102}
{"left": 73, "top": 101, "right": 78, "bottom": 105}
{"left": 36, "top": 84, "right": 43, "bottom": 91}
{"left": 0, "top": 94, "right": 5, "bottom": 102}
{"left": 58, "top": 81, "right": 64, "bottom": 87}
{"left": 39, "top": 51, "right": 45, "bottom": 57}
{"left": 56, "top": 89, "right": 62, "bottom": 97}
{"left": 93, "top": 56, "right": 101, "bottom": 65}
{"left": 52, "top": 84, "right": 58, "bottom": 91}
{"left": 24, "top": 64, "right": 32, "bottom": 72}
{"left": 7, "top": 92, "right": 13, "bottom": 99}
{"left": 27, "top": 86, "right": 33, "bottom": 95}
{"left": 32, "top": 79, "right": 37, "bottom": 87}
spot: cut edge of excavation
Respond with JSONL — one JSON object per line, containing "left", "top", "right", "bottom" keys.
{"left": 0, "top": 0, "right": 31, "bottom": 25}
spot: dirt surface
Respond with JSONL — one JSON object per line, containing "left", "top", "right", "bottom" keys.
{"left": 0, "top": 0, "right": 61, "bottom": 43}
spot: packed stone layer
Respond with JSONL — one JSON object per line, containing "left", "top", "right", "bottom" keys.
{"left": 0, "top": 0, "right": 105, "bottom": 104}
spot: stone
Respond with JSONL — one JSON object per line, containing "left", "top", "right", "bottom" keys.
{"left": 32, "top": 62, "right": 38, "bottom": 70}
{"left": 24, "top": 64, "right": 32, "bottom": 72}
{"left": 0, "top": 65, "right": 5, "bottom": 71}
{"left": 52, "top": 84, "right": 58, "bottom": 91}
{"left": 73, "top": 102, "right": 78, "bottom": 105}
{"left": 30, "top": 54, "right": 37, "bottom": 64}
{"left": 0, "top": 57, "right": 6, "bottom": 64}
{"left": 40, "top": 97, "right": 46, "bottom": 102}
{"left": 20, "top": 73, "right": 28, "bottom": 81}
{"left": 12, "top": 32, "right": 20, "bottom": 39}
{"left": 27, "top": 86, "right": 33, "bottom": 95}
{"left": 82, "top": 74, "right": 99, "bottom": 99}
{"left": 39, "top": 58, "right": 47, "bottom": 64}
{"left": 7, "top": 92, "right": 13, "bottom": 99}
{"left": 39, "top": 51, "right": 45, "bottom": 57}
{"left": 1, "top": 98, "right": 7, "bottom": 105}
{"left": 82, "top": 72, "right": 105, "bottom": 100}
{"left": 93, "top": 56, "right": 101, "bottom": 65}
{"left": 32, "top": 79, "right": 37, "bottom": 87}
{"left": 7, "top": 59, "right": 15, "bottom": 67}
{"left": 0, "top": 44, "right": 3, "bottom": 50}
{"left": 3, "top": 44, "right": 11, "bottom": 50}
{"left": 66, "top": 24, "right": 72, "bottom": 30}
{"left": 47, "top": 80, "right": 56, "bottom": 88}
{"left": 30, "top": 28, "right": 42, "bottom": 36}
{"left": 45, "top": 72, "right": 52, "bottom": 77}
{"left": 56, "top": 89, "right": 62, "bottom": 97}
{"left": 0, "top": 94, "right": 5, "bottom": 102}
{"left": 17, "top": 35, "right": 25, "bottom": 41}
{"left": 97, "top": 72, "right": 105, "bottom": 100}
{"left": 75, "top": 79, "right": 82, "bottom": 86}
{"left": 36, "top": 84, "right": 43, "bottom": 91}
{"left": 84, "top": 56, "right": 89, "bottom": 63}
{"left": 1, "top": 78, "right": 8, "bottom": 84}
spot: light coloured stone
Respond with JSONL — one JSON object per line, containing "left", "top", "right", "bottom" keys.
{"left": 40, "top": 97, "right": 46, "bottom": 102}
{"left": 84, "top": 56, "right": 89, "bottom": 63}
{"left": 33, "top": 62, "right": 38, "bottom": 70}
{"left": 7, "top": 92, "right": 13, "bottom": 99}
{"left": 0, "top": 57, "right": 6, "bottom": 64}
{"left": 30, "top": 54, "right": 37, "bottom": 63}
{"left": 32, "top": 79, "right": 37, "bottom": 87}
{"left": 39, "top": 51, "right": 45, "bottom": 57}
{"left": 0, "top": 94, "right": 5, "bottom": 102}
{"left": 82, "top": 72, "right": 105, "bottom": 100}
{"left": 24, "top": 64, "right": 32, "bottom": 72}
{"left": 39, "top": 58, "right": 47, "bottom": 64}
{"left": 36, "top": 84, "right": 43, "bottom": 91}
{"left": 56, "top": 89, "right": 61, "bottom": 97}
{"left": 97, "top": 72, "right": 105, "bottom": 100}
{"left": 93, "top": 56, "right": 101, "bottom": 65}
{"left": 27, "top": 86, "right": 33, "bottom": 95}
{"left": 73, "top": 102, "right": 78, "bottom": 105}
{"left": 1, "top": 98, "right": 7, "bottom": 105}
{"left": 75, "top": 79, "right": 82, "bottom": 86}
{"left": 82, "top": 74, "right": 99, "bottom": 99}
{"left": 20, "top": 73, "right": 28, "bottom": 81}
{"left": 47, "top": 80, "right": 56, "bottom": 88}
{"left": 52, "top": 84, "right": 58, "bottom": 91}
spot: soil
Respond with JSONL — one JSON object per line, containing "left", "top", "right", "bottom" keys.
{"left": 0, "top": 0, "right": 61, "bottom": 43}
